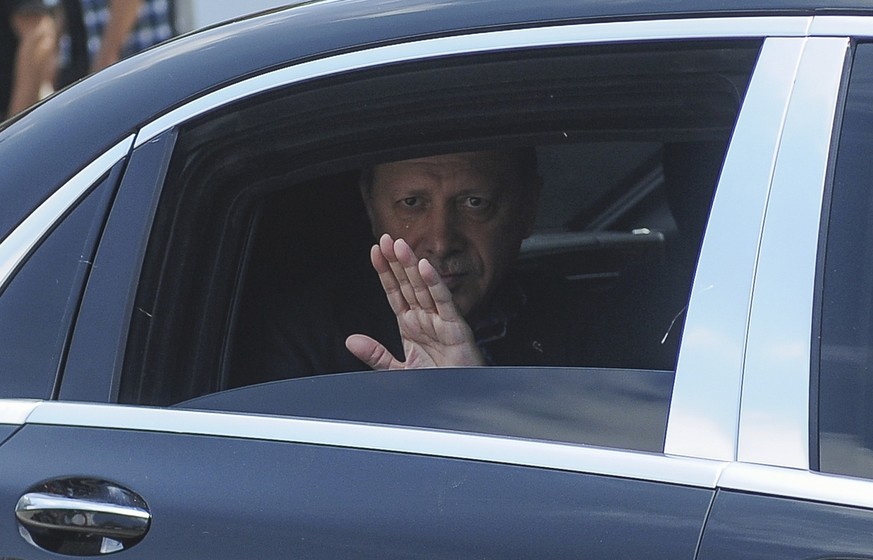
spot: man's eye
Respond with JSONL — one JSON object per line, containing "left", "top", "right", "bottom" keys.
{"left": 401, "top": 197, "right": 420, "bottom": 208}
{"left": 463, "top": 196, "right": 490, "bottom": 209}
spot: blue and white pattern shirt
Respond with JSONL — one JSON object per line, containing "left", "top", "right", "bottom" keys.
{"left": 58, "top": 0, "right": 175, "bottom": 72}
{"left": 79, "top": 0, "right": 174, "bottom": 60}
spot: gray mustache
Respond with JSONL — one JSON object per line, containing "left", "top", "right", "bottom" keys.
{"left": 425, "top": 257, "right": 477, "bottom": 277}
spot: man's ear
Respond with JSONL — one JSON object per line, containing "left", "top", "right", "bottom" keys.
{"left": 359, "top": 171, "right": 379, "bottom": 238}
{"left": 363, "top": 205, "right": 379, "bottom": 239}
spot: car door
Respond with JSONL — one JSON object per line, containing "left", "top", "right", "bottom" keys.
{"left": 0, "top": 14, "right": 807, "bottom": 559}
{"left": 698, "top": 20, "right": 873, "bottom": 560}
{"left": 0, "top": 400, "right": 718, "bottom": 559}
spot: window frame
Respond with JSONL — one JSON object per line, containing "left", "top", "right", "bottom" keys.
{"left": 59, "top": 21, "right": 796, "bottom": 465}
{"left": 733, "top": 37, "right": 848, "bottom": 471}
{"left": 60, "top": 131, "right": 177, "bottom": 403}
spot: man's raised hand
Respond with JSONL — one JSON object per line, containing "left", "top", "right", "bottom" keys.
{"left": 345, "top": 234, "right": 485, "bottom": 369}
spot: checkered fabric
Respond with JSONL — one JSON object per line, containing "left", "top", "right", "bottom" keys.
{"left": 79, "top": 0, "right": 174, "bottom": 60}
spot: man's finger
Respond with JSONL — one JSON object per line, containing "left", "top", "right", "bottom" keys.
{"left": 345, "top": 334, "right": 402, "bottom": 370}
{"left": 418, "top": 258, "right": 462, "bottom": 321}
{"left": 380, "top": 234, "right": 418, "bottom": 308}
{"left": 394, "top": 238, "right": 436, "bottom": 311}
{"left": 372, "top": 242, "right": 410, "bottom": 314}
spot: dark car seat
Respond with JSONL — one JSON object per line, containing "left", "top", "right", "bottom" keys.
{"left": 224, "top": 171, "right": 378, "bottom": 388}
{"left": 586, "top": 140, "right": 727, "bottom": 370}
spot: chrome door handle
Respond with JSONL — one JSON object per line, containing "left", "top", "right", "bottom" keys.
{"left": 16, "top": 492, "right": 150, "bottom": 538}
{"left": 15, "top": 478, "right": 151, "bottom": 556}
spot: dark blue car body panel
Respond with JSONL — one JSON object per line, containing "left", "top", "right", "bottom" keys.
{"left": 0, "top": 424, "right": 713, "bottom": 559}
{"left": 699, "top": 490, "right": 873, "bottom": 560}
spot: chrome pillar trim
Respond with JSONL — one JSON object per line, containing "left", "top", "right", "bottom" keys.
{"left": 0, "top": 136, "right": 134, "bottom": 292}
{"left": 26, "top": 401, "right": 727, "bottom": 488}
{"left": 811, "top": 15, "right": 873, "bottom": 37}
{"left": 738, "top": 38, "right": 849, "bottom": 470}
{"left": 719, "top": 462, "right": 873, "bottom": 510}
{"left": 665, "top": 38, "right": 806, "bottom": 461}
{"left": 0, "top": 399, "right": 41, "bottom": 425}
{"left": 135, "top": 16, "right": 811, "bottom": 148}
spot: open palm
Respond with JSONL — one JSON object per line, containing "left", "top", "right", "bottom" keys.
{"left": 345, "top": 234, "right": 485, "bottom": 369}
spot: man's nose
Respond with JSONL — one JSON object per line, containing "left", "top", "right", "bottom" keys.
{"left": 418, "top": 206, "right": 464, "bottom": 259}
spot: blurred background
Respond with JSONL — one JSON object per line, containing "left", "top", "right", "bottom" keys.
{"left": 2, "top": 0, "right": 294, "bottom": 120}
{"left": 175, "top": 0, "right": 290, "bottom": 32}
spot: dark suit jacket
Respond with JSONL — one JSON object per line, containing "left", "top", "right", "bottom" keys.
{"left": 229, "top": 267, "right": 593, "bottom": 388}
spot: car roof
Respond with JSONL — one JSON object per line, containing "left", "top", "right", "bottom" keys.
{"left": 2, "top": 0, "right": 872, "bottom": 238}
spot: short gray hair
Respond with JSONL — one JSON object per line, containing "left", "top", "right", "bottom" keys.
{"left": 359, "top": 147, "right": 539, "bottom": 197}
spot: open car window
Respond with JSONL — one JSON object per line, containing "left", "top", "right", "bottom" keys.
{"left": 118, "top": 39, "right": 760, "bottom": 453}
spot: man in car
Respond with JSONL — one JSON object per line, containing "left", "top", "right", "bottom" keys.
{"left": 347, "top": 149, "right": 542, "bottom": 369}
{"left": 235, "top": 148, "right": 589, "bottom": 384}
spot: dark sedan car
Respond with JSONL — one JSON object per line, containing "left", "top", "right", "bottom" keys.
{"left": 3, "top": 0, "right": 873, "bottom": 557}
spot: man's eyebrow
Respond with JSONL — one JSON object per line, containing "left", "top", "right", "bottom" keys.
{"left": 455, "top": 188, "right": 499, "bottom": 197}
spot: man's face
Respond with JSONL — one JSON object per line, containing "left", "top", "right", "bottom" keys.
{"left": 363, "top": 151, "right": 538, "bottom": 318}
